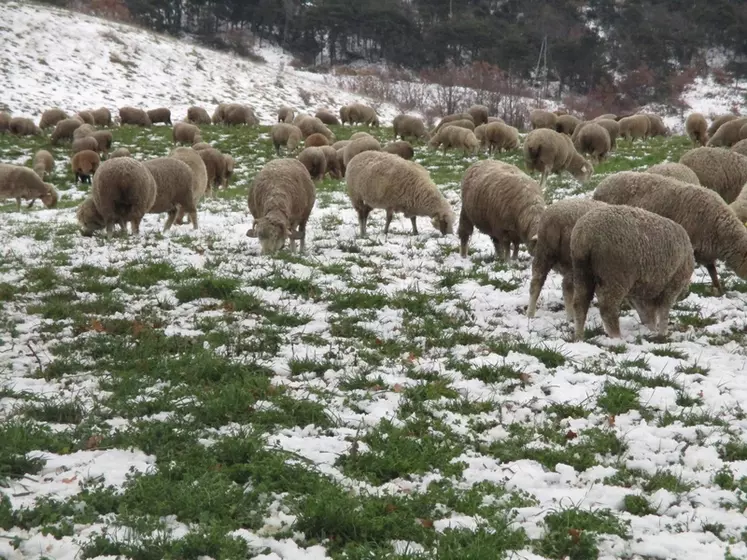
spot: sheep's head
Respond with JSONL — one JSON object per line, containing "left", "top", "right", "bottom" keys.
{"left": 572, "top": 157, "right": 594, "bottom": 183}
{"left": 41, "top": 184, "right": 59, "bottom": 209}
{"left": 431, "top": 208, "right": 455, "bottom": 235}
{"left": 247, "top": 215, "right": 289, "bottom": 255}
{"left": 76, "top": 198, "right": 105, "bottom": 236}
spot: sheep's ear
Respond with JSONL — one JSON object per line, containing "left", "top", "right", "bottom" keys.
{"left": 531, "top": 234, "right": 538, "bottom": 242}
{"left": 246, "top": 228, "right": 257, "bottom": 238}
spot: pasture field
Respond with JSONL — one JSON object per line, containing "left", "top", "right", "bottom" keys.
{"left": 2, "top": 125, "right": 747, "bottom": 560}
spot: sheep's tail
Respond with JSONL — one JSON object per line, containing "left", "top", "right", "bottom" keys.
{"left": 112, "top": 187, "right": 134, "bottom": 215}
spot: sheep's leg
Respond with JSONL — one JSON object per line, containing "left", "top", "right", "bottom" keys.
{"left": 496, "top": 237, "right": 511, "bottom": 261}
{"left": 357, "top": 205, "right": 372, "bottom": 237}
{"left": 562, "top": 274, "right": 575, "bottom": 322}
{"left": 572, "top": 266, "right": 596, "bottom": 341}
{"left": 457, "top": 207, "right": 473, "bottom": 258}
{"left": 174, "top": 208, "right": 186, "bottom": 225}
{"left": 163, "top": 210, "right": 177, "bottom": 232}
{"left": 539, "top": 169, "right": 549, "bottom": 191}
{"left": 15, "top": 198, "right": 21, "bottom": 212}
{"left": 706, "top": 263, "right": 722, "bottom": 296}
{"left": 384, "top": 209, "right": 394, "bottom": 235}
{"left": 629, "top": 298, "right": 657, "bottom": 332}
{"left": 105, "top": 222, "right": 115, "bottom": 240}
{"left": 596, "top": 286, "right": 624, "bottom": 339}
{"left": 298, "top": 222, "right": 307, "bottom": 253}
{"left": 527, "top": 259, "right": 552, "bottom": 318}
{"left": 130, "top": 218, "right": 141, "bottom": 235}
{"left": 511, "top": 241, "right": 519, "bottom": 260}
{"left": 188, "top": 211, "right": 198, "bottom": 230}
{"left": 410, "top": 217, "right": 418, "bottom": 235}
{"left": 27, "top": 199, "right": 36, "bottom": 209}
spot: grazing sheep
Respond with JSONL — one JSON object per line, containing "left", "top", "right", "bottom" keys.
{"left": 32, "top": 150, "right": 54, "bottom": 179}
{"left": 332, "top": 140, "right": 351, "bottom": 151}
{"left": 198, "top": 148, "right": 231, "bottom": 195}
{"left": 187, "top": 106, "right": 212, "bottom": 125}
{"left": 0, "top": 164, "right": 58, "bottom": 211}
{"left": 339, "top": 105, "right": 351, "bottom": 125}
{"left": 271, "top": 123, "right": 303, "bottom": 155}
{"left": 212, "top": 103, "right": 228, "bottom": 124}
{"left": 643, "top": 114, "right": 668, "bottom": 137}
{"left": 51, "top": 118, "right": 82, "bottom": 144}
{"left": 79, "top": 158, "right": 157, "bottom": 238}
{"left": 343, "top": 135, "right": 382, "bottom": 167}
{"left": 428, "top": 125, "right": 480, "bottom": 156}
{"left": 222, "top": 103, "right": 258, "bottom": 126}
{"left": 646, "top": 162, "right": 700, "bottom": 185}
{"left": 173, "top": 122, "right": 202, "bottom": 145}
{"left": 91, "top": 107, "right": 112, "bottom": 126}
{"left": 110, "top": 148, "right": 131, "bottom": 158}
{"left": 679, "top": 147, "right": 747, "bottom": 203}
{"left": 76, "top": 111, "right": 95, "bottom": 125}
{"left": 297, "top": 147, "right": 327, "bottom": 181}
{"left": 487, "top": 116, "right": 505, "bottom": 123}
{"left": 393, "top": 115, "right": 429, "bottom": 142}
{"left": 432, "top": 113, "right": 474, "bottom": 134}
{"left": 523, "top": 129, "right": 593, "bottom": 190}
{"left": 458, "top": 159, "right": 544, "bottom": 261}
{"left": 91, "top": 131, "right": 113, "bottom": 156}
{"left": 305, "top": 132, "right": 329, "bottom": 147}
{"left": 223, "top": 155, "right": 234, "bottom": 188}
{"left": 0, "top": 112, "right": 10, "bottom": 133}
{"left": 72, "top": 136, "right": 100, "bottom": 154}
{"left": 71, "top": 150, "right": 101, "bottom": 184}
{"left": 593, "top": 119, "right": 620, "bottom": 149}
{"left": 147, "top": 108, "right": 172, "bottom": 125}
{"left": 707, "top": 117, "right": 747, "bottom": 148}
{"left": 571, "top": 204, "right": 693, "bottom": 340}
{"left": 618, "top": 115, "right": 650, "bottom": 141}
{"left": 278, "top": 106, "right": 295, "bottom": 123}
{"left": 192, "top": 142, "right": 211, "bottom": 151}
{"left": 686, "top": 113, "right": 708, "bottom": 146}
{"left": 9, "top": 117, "right": 40, "bottom": 136}
{"left": 315, "top": 109, "right": 340, "bottom": 126}
{"left": 595, "top": 113, "right": 618, "bottom": 121}
{"left": 296, "top": 116, "right": 334, "bottom": 141}
{"left": 349, "top": 132, "right": 374, "bottom": 141}
{"left": 467, "top": 104, "right": 489, "bottom": 126}
{"left": 348, "top": 103, "right": 380, "bottom": 126}
{"left": 732, "top": 140, "right": 747, "bottom": 157}
{"left": 319, "top": 146, "right": 342, "bottom": 179}
{"left": 73, "top": 124, "right": 96, "bottom": 140}
{"left": 708, "top": 114, "right": 739, "bottom": 138}
{"left": 530, "top": 109, "right": 558, "bottom": 130}
{"left": 345, "top": 151, "right": 455, "bottom": 236}
{"left": 383, "top": 140, "right": 414, "bottom": 160}
{"left": 170, "top": 147, "right": 209, "bottom": 225}
{"left": 39, "top": 108, "right": 68, "bottom": 129}
{"left": 143, "top": 157, "right": 198, "bottom": 230}
{"left": 119, "top": 106, "right": 152, "bottom": 127}
{"left": 593, "top": 171, "right": 747, "bottom": 295}
{"left": 556, "top": 114, "right": 581, "bottom": 135}
{"left": 573, "top": 122, "right": 611, "bottom": 162}
{"left": 441, "top": 119, "right": 475, "bottom": 131}
{"left": 480, "top": 122, "right": 519, "bottom": 154}
{"left": 246, "top": 159, "right": 316, "bottom": 254}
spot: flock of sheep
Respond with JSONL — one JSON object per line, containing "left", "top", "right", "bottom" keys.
{"left": 2, "top": 101, "right": 747, "bottom": 342}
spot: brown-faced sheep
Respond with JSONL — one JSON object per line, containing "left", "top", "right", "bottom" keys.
{"left": 593, "top": 171, "right": 747, "bottom": 295}
{"left": 686, "top": 113, "right": 708, "bottom": 146}
{"left": 296, "top": 116, "right": 334, "bottom": 141}
{"left": 9, "top": 117, "right": 40, "bottom": 136}
{"left": 618, "top": 114, "right": 650, "bottom": 141}
{"left": 119, "top": 106, "right": 152, "bottom": 127}
{"left": 72, "top": 136, "right": 100, "bottom": 154}
{"left": 320, "top": 146, "right": 342, "bottom": 179}
{"left": 646, "top": 162, "right": 700, "bottom": 185}
{"left": 428, "top": 125, "right": 480, "bottom": 156}
{"left": 384, "top": 141, "right": 414, "bottom": 160}
{"left": 305, "top": 133, "right": 329, "bottom": 147}
{"left": 91, "top": 107, "right": 112, "bottom": 126}
{"left": 0, "top": 112, "right": 10, "bottom": 133}
{"left": 523, "top": 129, "right": 593, "bottom": 190}
{"left": 467, "top": 104, "right": 489, "bottom": 126}
{"left": 147, "top": 108, "right": 172, "bottom": 125}
{"left": 556, "top": 114, "right": 581, "bottom": 135}
{"left": 479, "top": 122, "right": 519, "bottom": 154}
{"left": 76, "top": 111, "right": 95, "bottom": 125}
{"left": 573, "top": 122, "right": 611, "bottom": 162}
{"left": 393, "top": 115, "right": 429, "bottom": 142}
{"left": 222, "top": 103, "right": 258, "bottom": 126}
{"left": 91, "top": 131, "right": 113, "bottom": 156}
{"left": 32, "top": 150, "right": 54, "bottom": 179}
{"left": 143, "top": 157, "right": 198, "bottom": 230}
{"left": 271, "top": 123, "right": 303, "bottom": 155}
{"left": 297, "top": 147, "right": 327, "bottom": 181}
{"left": 343, "top": 135, "right": 382, "bottom": 167}
{"left": 187, "top": 106, "right": 212, "bottom": 125}
{"left": 173, "top": 122, "right": 203, "bottom": 145}
{"left": 278, "top": 106, "right": 295, "bottom": 123}
{"left": 571, "top": 204, "right": 693, "bottom": 340}
{"left": 39, "top": 108, "right": 68, "bottom": 129}
{"left": 348, "top": 103, "right": 380, "bottom": 126}
{"left": 708, "top": 114, "right": 739, "bottom": 137}
{"left": 679, "top": 147, "right": 747, "bottom": 203}
{"left": 458, "top": 159, "right": 544, "bottom": 261}
{"left": 530, "top": 109, "right": 557, "bottom": 130}
{"left": 71, "top": 150, "right": 101, "bottom": 184}
{"left": 707, "top": 117, "right": 747, "bottom": 148}
{"left": 732, "top": 140, "right": 747, "bottom": 157}
{"left": 246, "top": 158, "right": 316, "bottom": 254}
{"left": 198, "top": 148, "right": 231, "bottom": 195}
{"left": 0, "top": 164, "right": 58, "bottom": 211}
{"left": 170, "top": 147, "right": 209, "bottom": 225}
{"left": 79, "top": 158, "right": 157, "bottom": 238}
{"left": 73, "top": 123, "right": 96, "bottom": 140}
{"left": 51, "top": 118, "right": 82, "bottom": 144}
{"left": 345, "top": 151, "right": 455, "bottom": 236}
{"left": 110, "top": 147, "right": 131, "bottom": 158}
{"left": 315, "top": 110, "right": 340, "bottom": 126}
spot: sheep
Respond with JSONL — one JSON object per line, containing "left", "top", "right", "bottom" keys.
{"left": 297, "top": 147, "right": 327, "bottom": 181}
{"left": 192, "top": 142, "right": 211, "bottom": 151}
{"left": 223, "top": 155, "right": 234, "bottom": 188}
{"left": 173, "top": 122, "right": 203, "bottom": 145}
{"left": 618, "top": 115, "right": 650, "bottom": 141}
{"left": 110, "top": 147, "right": 131, "bottom": 158}
{"left": 706, "top": 117, "right": 747, "bottom": 148}
{"left": 679, "top": 147, "right": 747, "bottom": 203}
{"left": 595, "top": 113, "right": 617, "bottom": 121}
{"left": 305, "top": 133, "right": 329, "bottom": 147}
{"left": 9, "top": 117, "right": 40, "bottom": 136}
{"left": 119, "top": 106, "right": 152, "bottom": 127}
{"left": 278, "top": 106, "right": 295, "bottom": 123}
{"left": 73, "top": 124, "right": 96, "bottom": 140}
{"left": 39, "top": 108, "right": 68, "bottom": 129}
{"left": 592, "top": 171, "right": 747, "bottom": 295}
{"left": 530, "top": 109, "right": 558, "bottom": 130}
{"left": 142, "top": 157, "right": 198, "bottom": 230}
{"left": 480, "top": 122, "right": 519, "bottom": 154}
{"left": 91, "top": 131, "right": 113, "bottom": 156}
{"left": 343, "top": 135, "right": 382, "bottom": 167}
{"left": 32, "top": 150, "right": 54, "bottom": 179}
{"left": 170, "top": 147, "right": 209, "bottom": 226}
{"left": 686, "top": 113, "right": 708, "bottom": 146}
{"left": 527, "top": 198, "right": 608, "bottom": 320}
{"left": 741, "top": 123, "right": 747, "bottom": 141}
{"left": 212, "top": 103, "right": 228, "bottom": 124}
{"left": 339, "top": 105, "right": 351, "bottom": 125}
{"left": 523, "top": 129, "right": 593, "bottom": 190}
{"left": 348, "top": 103, "right": 380, "bottom": 126}
{"left": 439, "top": 119, "right": 475, "bottom": 131}
{"left": 345, "top": 151, "right": 455, "bottom": 237}
{"left": 198, "top": 148, "right": 231, "bottom": 195}
{"left": 646, "top": 162, "right": 700, "bottom": 185}
{"left": 71, "top": 150, "right": 101, "bottom": 184}
{"left": 336, "top": 148, "right": 346, "bottom": 177}
{"left": 643, "top": 113, "right": 668, "bottom": 137}
{"left": 79, "top": 157, "right": 157, "bottom": 238}
{"left": 467, "top": 104, "right": 489, "bottom": 126}
{"left": 708, "top": 114, "right": 739, "bottom": 138}
{"left": 593, "top": 119, "right": 620, "bottom": 149}
{"left": 570, "top": 204, "right": 693, "bottom": 340}
{"left": 383, "top": 140, "right": 414, "bottom": 160}
{"left": 271, "top": 123, "right": 303, "bottom": 155}
{"left": 573, "top": 122, "right": 611, "bottom": 162}
{"left": 487, "top": 116, "right": 505, "bottom": 123}
{"left": 187, "top": 106, "right": 212, "bottom": 125}
{"left": 319, "top": 146, "right": 342, "bottom": 179}
{"left": 556, "top": 114, "right": 581, "bottom": 135}
{"left": 315, "top": 110, "right": 340, "bottom": 126}
{"left": 296, "top": 116, "right": 334, "bottom": 141}
{"left": 432, "top": 113, "right": 474, "bottom": 134}
{"left": 51, "top": 118, "right": 82, "bottom": 144}
{"left": 72, "top": 136, "right": 100, "bottom": 154}
{"left": 222, "top": 103, "right": 258, "bottom": 126}
{"left": 428, "top": 125, "right": 480, "bottom": 156}
{"left": 77, "top": 111, "right": 96, "bottom": 125}
{"left": 458, "top": 159, "right": 544, "bottom": 261}
{"left": 246, "top": 158, "right": 316, "bottom": 254}
{"left": 0, "top": 164, "right": 58, "bottom": 211}
{"left": 350, "top": 132, "right": 374, "bottom": 141}
{"left": 393, "top": 115, "right": 429, "bottom": 142}
{"left": 147, "top": 108, "right": 172, "bottom": 125}
{"left": 0, "top": 112, "right": 10, "bottom": 133}
{"left": 732, "top": 140, "right": 747, "bottom": 157}
{"left": 332, "top": 140, "right": 351, "bottom": 151}
{"left": 91, "top": 107, "right": 112, "bottom": 126}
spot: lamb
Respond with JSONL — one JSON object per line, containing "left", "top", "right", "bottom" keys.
{"left": 573, "top": 122, "right": 611, "bottom": 162}
{"left": 383, "top": 140, "right": 414, "bottom": 160}
{"left": 170, "top": 146, "right": 209, "bottom": 223}
{"left": 593, "top": 119, "right": 620, "bottom": 149}
{"left": 345, "top": 151, "right": 455, "bottom": 237}
{"left": 119, "top": 106, "right": 152, "bottom": 127}
{"left": 72, "top": 136, "right": 100, "bottom": 154}
{"left": 0, "top": 112, "right": 10, "bottom": 133}
{"left": 315, "top": 110, "right": 340, "bottom": 126}
{"left": 348, "top": 103, "right": 380, "bottom": 126}
{"left": 458, "top": 160, "right": 544, "bottom": 261}
{"left": 679, "top": 147, "right": 747, "bottom": 203}
{"left": 39, "top": 108, "right": 68, "bottom": 129}
{"left": 246, "top": 158, "right": 316, "bottom": 254}
{"left": 428, "top": 125, "right": 480, "bottom": 156}
{"left": 570, "top": 204, "right": 693, "bottom": 340}
{"left": 343, "top": 135, "right": 382, "bottom": 167}
{"left": 706, "top": 117, "right": 747, "bottom": 148}
{"left": 143, "top": 157, "right": 198, "bottom": 230}
{"left": 78, "top": 157, "right": 157, "bottom": 238}
{"left": 221, "top": 103, "right": 258, "bottom": 126}
{"left": 556, "top": 114, "right": 581, "bottom": 135}
{"left": 147, "top": 108, "right": 172, "bottom": 125}
{"left": 198, "top": 148, "right": 231, "bottom": 195}
{"left": 339, "top": 105, "right": 351, "bottom": 125}
{"left": 393, "top": 115, "right": 429, "bottom": 142}
{"left": 320, "top": 146, "right": 342, "bottom": 179}
{"left": 172, "top": 122, "right": 203, "bottom": 145}
{"left": 91, "top": 131, "right": 113, "bottom": 156}
{"left": 76, "top": 111, "right": 95, "bottom": 125}
{"left": 51, "top": 118, "right": 82, "bottom": 144}
{"left": 708, "top": 114, "right": 739, "bottom": 138}
{"left": 523, "top": 129, "right": 593, "bottom": 190}
{"left": 618, "top": 115, "right": 650, "bottom": 141}
{"left": 527, "top": 198, "right": 608, "bottom": 320}
{"left": 593, "top": 171, "right": 747, "bottom": 295}
{"left": 278, "top": 106, "right": 295, "bottom": 123}
{"left": 71, "top": 150, "right": 101, "bottom": 184}
{"left": 686, "top": 113, "right": 708, "bottom": 146}
{"left": 296, "top": 116, "right": 334, "bottom": 141}
{"left": 32, "top": 150, "right": 54, "bottom": 179}
{"left": 9, "top": 117, "right": 40, "bottom": 136}
{"left": 467, "top": 104, "right": 489, "bottom": 126}
{"left": 645, "top": 162, "right": 700, "bottom": 185}
{"left": 297, "top": 147, "right": 327, "bottom": 181}
{"left": 73, "top": 124, "right": 96, "bottom": 140}
{"left": 110, "top": 147, "right": 131, "bottom": 158}
{"left": 643, "top": 114, "right": 668, "bottom": 137}
{"left": 271, "top": 123, "right": 303, "bottom": 155}
{"left": 479, "top": 122, "right": 519, "bottom": 154}
{"left": 530, "top": 109, "right": 558, "bottom": 130}
{"left": 305, "top": 133, "right": 329, "bottom": 147}
{"left": 432, "top": 113, "right": 474, "bottom": 134}
{"left": 732, "top": 140, "right": 747, "bottom": 157}
{"left": 187, "top": 106, "right": 212, "bottom": 125}
{"left": 91, "top": 107, "right": 112, "bottom": 126}
{"left": 0, "top": 164, "right": 58, "bottom": 211}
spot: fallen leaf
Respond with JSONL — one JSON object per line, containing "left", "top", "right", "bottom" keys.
{"left": 132, "top": 321, "right": 147, "bottom": 336}
{"left": 85, "top": 434, "right": 103, "bottom": 450}
{"left": 608, "top": 415, "right": 616, "bottom": 427}
{"left": 565, "top": 430, "right": 578, "bottom": 440}
{"left": 519, "top": 372, "right": 531, "bottom": 384}
{"left": 91, "top": 319, "right": 105, "bottom": 333}
{"left": 418, "top": 518, "right": 434, "bottom": 528}
{"left": 62, "top": 475, "right": 77, "bottom": 484}
{"left": 569, "top": 528, "right": 582, "bottom": 543}
{"left": 393, "top": 383, "right": 405, "bottom": 393}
